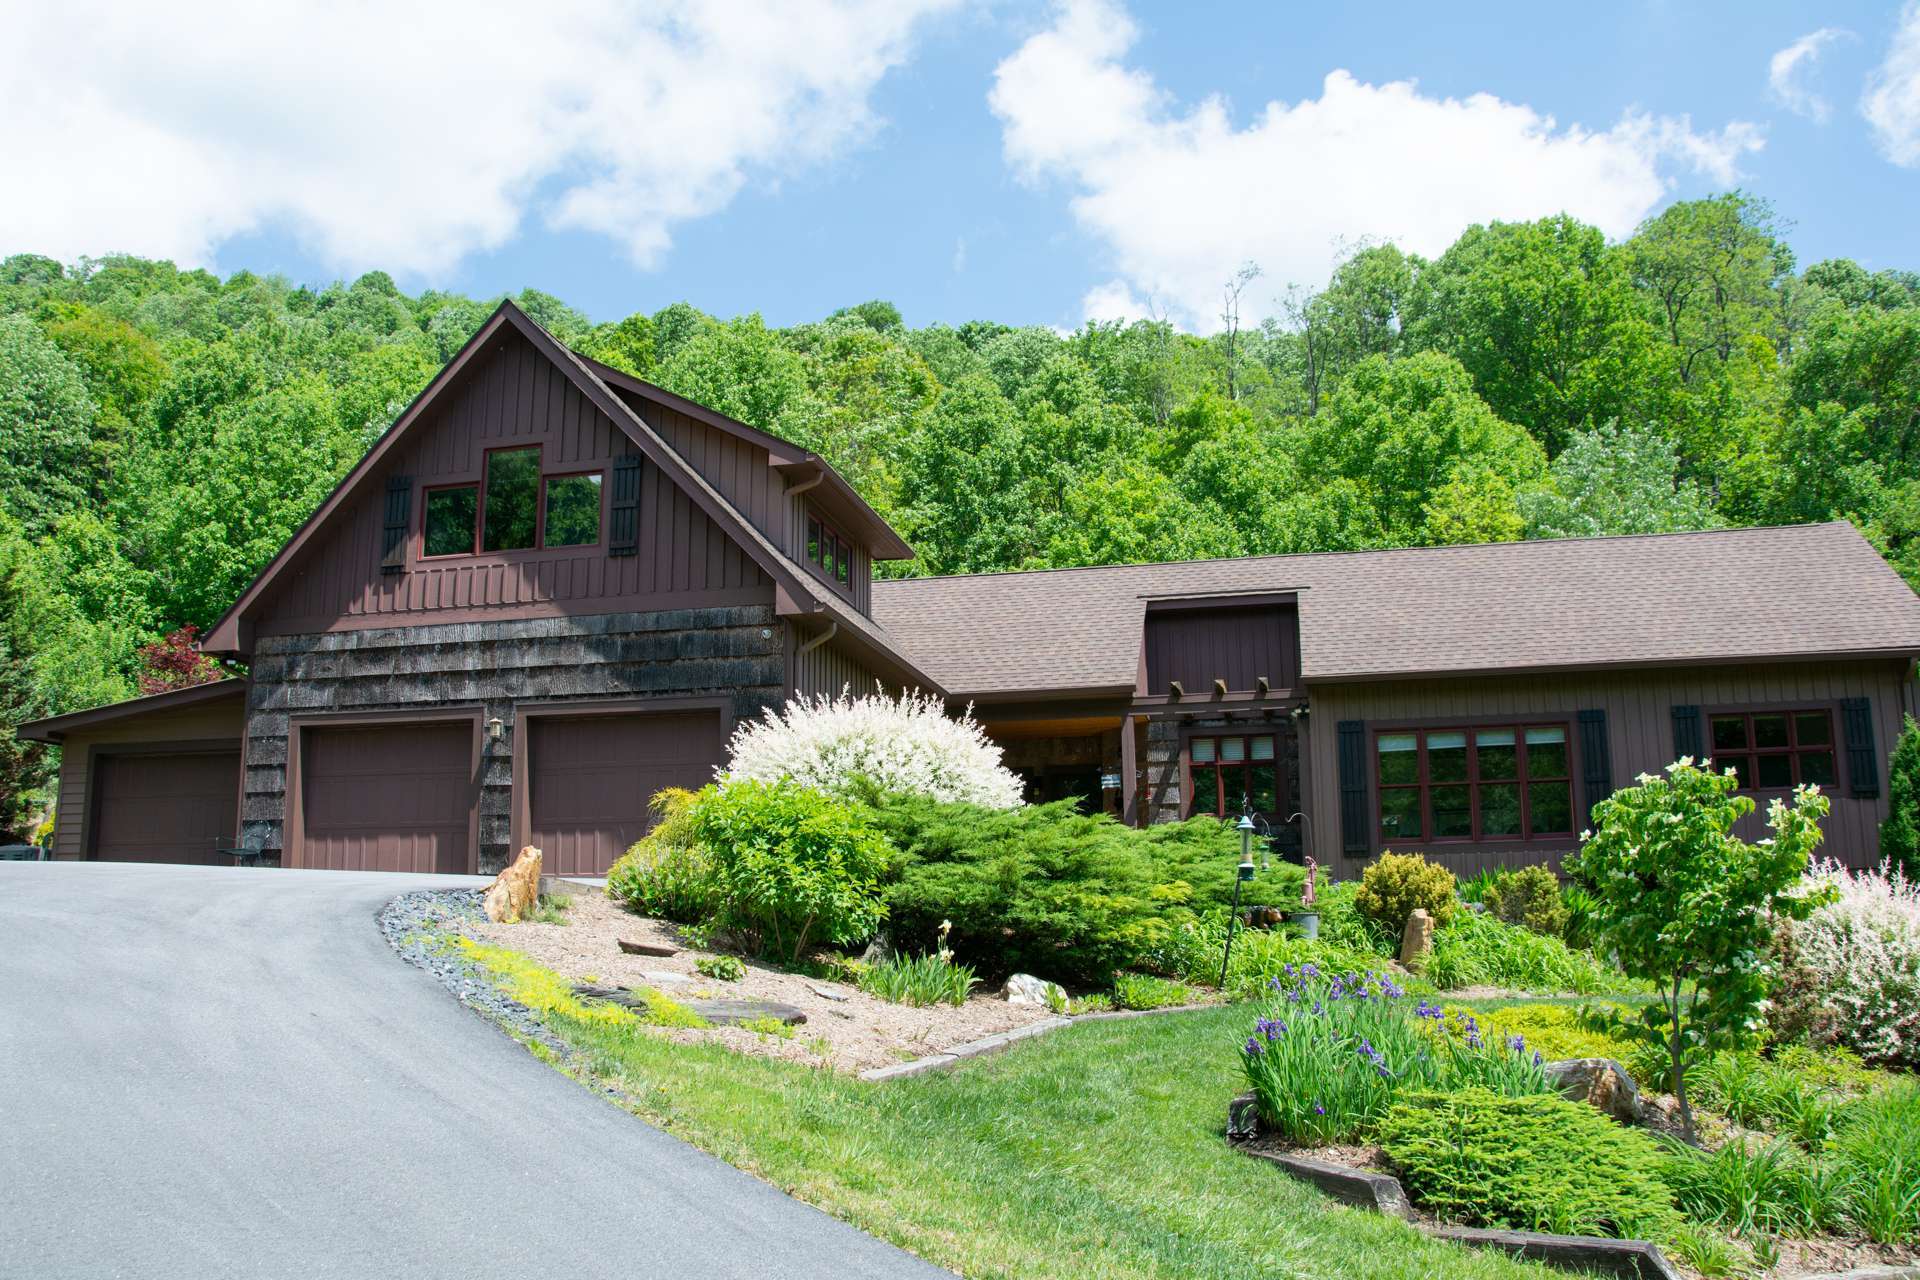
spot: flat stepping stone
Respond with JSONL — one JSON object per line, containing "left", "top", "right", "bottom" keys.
{"left": 618, "top": 938, "right": 678, "bottom": 957}
{"left": 642, "top": 970, "right": 693, "bottom": 986}
{"left": 682, "top": 998, "right": 808, "bottom": 1027}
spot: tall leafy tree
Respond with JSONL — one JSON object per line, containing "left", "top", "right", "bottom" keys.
{"left": 1520, "top": 423, "right": 1721, "bottom": 540}
{"left": 0, "top": 315, "right": 96, "bottom": 536}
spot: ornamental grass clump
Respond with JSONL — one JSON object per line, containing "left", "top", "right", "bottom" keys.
{"left": 1773, "top": 858, "right": 1920, "bottom": 1065}
{"left": 724, "top": 687, "right": 1023, "bottom": 808}
{"left": 1238, "top": 966, "right": 1547, "bottom": 1143}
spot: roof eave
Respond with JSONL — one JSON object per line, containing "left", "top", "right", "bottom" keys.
{"left": 1303, "top": 646, "right": 1920, "bottom": 686}
{"left": 17, "top": 678, "right": 247, "bottom": 743}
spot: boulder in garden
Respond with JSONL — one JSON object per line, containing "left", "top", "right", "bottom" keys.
{"left": 1544, "top": 1058, "right": 1644, "bottom": 1126}
{"left": 483, "top": 845, "right": 543, "bottom": 923}
{"left": 1398, "top": 908, "right": 1434, "bottom": 970}
{"left": 1002, "top": 973, "right": 1063, "bottom": 1007}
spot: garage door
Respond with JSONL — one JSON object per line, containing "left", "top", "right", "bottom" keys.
{"left": 529, "top": 711, "right": 725, "bottom": 876}
{"left": 299, "top": 723, "right": 473, "bottom": 872}
{"left": 91, "top": 751, "right": 239, "bottom": 864}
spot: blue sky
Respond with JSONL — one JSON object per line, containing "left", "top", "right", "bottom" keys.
{"left": 8, "top": 1, "right": 1919, "bottom": 332}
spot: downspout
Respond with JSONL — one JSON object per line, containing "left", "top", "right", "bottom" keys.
{"left": 796, "top": 622, "right": 838, "bottom": 658}
{"left": 787, "top": 465, "right": 826, "bottom": 500}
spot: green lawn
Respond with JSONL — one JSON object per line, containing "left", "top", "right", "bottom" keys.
{"left": 478, "top": 946, "right": 1561, "bottom": 1279}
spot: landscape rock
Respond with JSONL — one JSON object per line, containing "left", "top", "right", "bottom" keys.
{"left": 1226, "top": 1091, "right": 1261, "bottom": 1141}
{"left": 808, "top": 984, "right": 850, "bottom": 1002}
{"left": 1243, "top": 1149, "right": 1413, "bottom": 1219}
{"left": 1425, "top": 1226, "right": 1680, "bottom": 1280}
{"left": 617, "top": 938, "right": 678, "bottom": 957}
{"left": 1002, "top": 973, "right": 1064, "bottom": 1007}
{"left": 642, "top": 970, "right": 694, "bottom": 987}
{"left": 1398, "top": 908, "right": 1434, "bottom": 970}
{"left": 482, "top": 846, "right": 543, "bottom": 923}
{"left": 681, "top": 998, "right": 808, "bottom": 1027}
{"left": 1545, "top": 1058, "right": 1644, "bottom": 1126}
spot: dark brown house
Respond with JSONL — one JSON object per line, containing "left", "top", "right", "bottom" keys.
{"left": 23, "top": 302, "right": 1920, "bottom": 876}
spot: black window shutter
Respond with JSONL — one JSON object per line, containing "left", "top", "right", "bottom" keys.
{"left": 1842, "top": 698, "right": 1880, "bottom": 798}
{"left": 608, "top": 455, "right": 642, "bottom": 557}
{"left": 380, "top": 475, "right": 411, "bottom": 574}
{"left": 1577, "top": 708, "right": 1611, "bottom": 824}
{"left": 1671, "top": 704, "right": 1702, "bottom": 763}
{"left": 1337, "top": 720, "right": 1368, "bottom": 855}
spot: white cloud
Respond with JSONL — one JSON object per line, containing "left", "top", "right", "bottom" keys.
{"left": 1769, "top": 27, "right": 1851, "bottom": 122}
{"left": 1863, "top": 3, "right": 1920, "bottom": 166}
{"left": 989, "top": 0, "right": 1765, "bottom": 332}
{"left": 0, "top": 0, "right": 954, "bottom": 276}
{"left": 1081, "top": 278, "right": 1152, "bottom": 325}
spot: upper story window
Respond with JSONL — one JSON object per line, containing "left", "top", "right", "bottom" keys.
{"left": 1189, "top": 733, "right": 1278, "bottom": 817}
{"left": 421, "top": 445, "right": 603, "bottom": 559}
{"left": 1711, "top": 710, "right": 1836, "bottom": 790}
{"left": 805, "top": 514, "right": 852, "bottom": 588}
{"left": 1375, "top": 724, "right": 1573, "bottom": 843}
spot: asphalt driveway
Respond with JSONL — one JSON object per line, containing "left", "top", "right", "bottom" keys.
{"left": 0, "top": 862, "right": 951, "bottom": 1280}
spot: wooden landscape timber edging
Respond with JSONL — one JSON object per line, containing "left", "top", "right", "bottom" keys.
{"left": 855, "top": 1002, "right": 1220, "bottom": 1082}
{"left": 1226, "top": 1094, "right": 1684, "bottom": 1280}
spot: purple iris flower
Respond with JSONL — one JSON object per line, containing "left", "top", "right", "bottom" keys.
{"left": 1245, "top": 1036, "right": 1264, "bottom": 1055}
{"left": 1313, "top": 1102, "right": 1326, "bottom": 1115}
{"left": 1508, "top": 1034, "right": 1526, "bottom": 1053}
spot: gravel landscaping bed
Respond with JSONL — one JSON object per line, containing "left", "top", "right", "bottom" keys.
{"left": 466, "top": 887, "right": 1058, "bottom": 1073}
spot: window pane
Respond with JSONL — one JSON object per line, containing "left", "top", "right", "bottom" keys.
{"left": 1378, "top": 734, "right": 1418, "bottom": 785}
{"left": 423, "top": 486, "right": 477, "bottom": 557}
{"left": 1801, "top": 750, "right": 1836, "bottom": 787}
{"left": 1220, "top": 737, "right": 1246, "bottom": 763}
{"left": 1712, "top": 716, "right": 1749, "bottom": 752}
{"left": 1431, "top": 785, "right": 1472, "bottom": 838}
{"left": 1795, "top": 712, "right": 1832, "bottom": 748}
{"left": 1476, "top": 729, "right": 1518, "bottom": 781}
{"left": 1191, "top": 737, "right": 1215, "bottom": 764}
{"left": 835, "top": 538, "right": 850, "bottom": 584}
{"left": 482, "top": 447, "right": 540, "bottom": 552}
{"left": 1529, "top": 781, "right": 1573, "bottom": 834}
{"left": 1525, "top": 726, "right": 1569, "bottom": 777}
{"left": 807, "top": 519, "right": 821, "bottom": 564}
{"left": 543, "top": 473, "right": 601, "bottom": 547}
{"left": 1757, "top": 753, "right": 1794, "bottom": 788}
{"left": 1481, "top": 783, "right": 1522, "bottom": 837}
{"left": 1429, "top": 732, "right": 1468, "bottom": 783}
{"left": 1728, "top": 756, "right": 1754, "bottom": 789}
{"left": 1190, "top": 765, "right": 1220, "bottom": 816}
{"left": 1249, "top": 764, "right": 1277, "bottom": 813}
{"left": 1754, "top": 714, "right": 1790, "bottom": 750}
{"left": 1250, "top": 735, "right": 1275, "bottom": 761}
{"left": 1379, "top": 788, "right": 1422, "bottom": 841}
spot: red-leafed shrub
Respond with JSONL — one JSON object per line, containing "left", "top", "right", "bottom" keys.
{"left": 135, "top": 625, "right": 222, "bottom": 695}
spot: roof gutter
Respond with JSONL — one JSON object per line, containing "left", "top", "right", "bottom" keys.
{"left": 786, "top": 466, "right": 827, "bottom": 499}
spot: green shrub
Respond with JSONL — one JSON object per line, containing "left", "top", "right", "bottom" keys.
{"left": 1378, "top": 1088, "right": 1682, "bottom": 1239}
{"left": 1481, "top": 866, "right": 1569, "bottom": 938}
{"left": 858, "top": 952, "right": 978, "bottom": 1007}
{"left": 1457, "top": 869, "right": 1503, "bottom": 904}
{"left": 1882, "top": 714, "right": 1920, "bottom": 879}
{"left": 695, "top": 954, "right": 746, "bottom": 982}
{"left": 606, "top": 788, "right": 717, "bottom": 922}
{"left": 1112, "top": 973, "right": 1196, "bottom": 1010}
{"left": 1312, "top": 880, "right": 1397, "bottom": 955}
{"left": 1240, "top": 970, "right": 1547, "bottom": 1143}
{"left": 863, "top": 793, "right": 1171, "bottom": 985}
{"left": 1466, "top": 1002, "right": 1640, "bottom": 1064}
{"left": 1355, "top": 852, "right": 1456, "bottom": 933}
{"left": 1561, "top": 883, "right": 1600, "bottom": 951}
{"left": 1424, "top": 909, "right": 1621, "bottom": 993}
{"left": 1149, "top": 913, "right": 1402, "bottom": 997}
{"left": 1140, "top": 818, "right": 1304, "bottom": 915}
{"left": 690, "top": 780, "right": 893, "bottom": 963}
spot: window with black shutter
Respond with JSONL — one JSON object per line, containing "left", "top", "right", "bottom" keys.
{"left": 1577, "top": 708, "right": 1611, "bottom": 825}
{"left": 1338, "top": 720, "right": 1367, "bottom": 854}
{"left": 1672, "top": 705, "right": 1702, "bottom": 762}
{"left": 1842, "top": 698, "right": 1880, "bottom": 798}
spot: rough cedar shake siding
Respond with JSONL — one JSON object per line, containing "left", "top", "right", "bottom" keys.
{"left": 241, "top": 608, "right": 784, "bottom": 874}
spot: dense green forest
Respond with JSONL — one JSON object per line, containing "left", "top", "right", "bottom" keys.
{"left": 1, "top": 191, "right": 1917, "bottom": 831}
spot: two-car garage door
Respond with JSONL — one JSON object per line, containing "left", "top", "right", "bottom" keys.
{"left": 293, "top": 710, "right": 722, "bottom": 875}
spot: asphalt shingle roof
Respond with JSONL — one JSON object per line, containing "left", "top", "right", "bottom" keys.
{"left": 869, "top": 523, "right": 1920, "bottom": 696}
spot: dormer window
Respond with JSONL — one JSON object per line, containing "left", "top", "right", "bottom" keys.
{"left": 806, "top": 514, "right": 852, "bottom": 587}
{"left": 419, "top": 445, "right": 605, "bottom": 560}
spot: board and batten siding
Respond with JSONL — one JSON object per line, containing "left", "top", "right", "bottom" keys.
{"left": 253, "top": 330, "right": 776, "bottom": 636}
{"left": 1304, "top": 658, "right": 1916, "bottom": 876}
{"left": 789, "top": 633, "right": 880, "bottom": 701}
{"left": 48, "top": 698, "right": 246, "bottom": 859}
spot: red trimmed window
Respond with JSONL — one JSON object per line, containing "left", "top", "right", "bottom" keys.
{"left": 1375, "top": 724, "right": 1573, "bottom": 843}
{"left": 805, "top": 514, "right": 852, "bottom": 586}
{"left": 1709, "top": 710, "right": 1837, "bottom": 790}
{"left": 1188, "top": 734, "right": 1279, "bottom": 817}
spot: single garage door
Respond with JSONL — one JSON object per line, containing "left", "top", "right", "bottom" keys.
{"left": 91, "top": 751, "right": 239, "bottom": 864}
{"left": 529, "top": 711, "right": 725, "bottom": 876}
{"left": 300, "top": 723, "right": 473, "bottom": 872}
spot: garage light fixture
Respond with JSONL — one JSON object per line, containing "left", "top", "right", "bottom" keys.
{"left": 486, "top": 716, "right": 504, "bottom": 743}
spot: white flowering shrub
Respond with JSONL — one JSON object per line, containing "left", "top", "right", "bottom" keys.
{"left": 1774, "top": 859, "right": 1920, "bottom": 1064}
{"left": 722, "top": 688, "right": 1024, "bottom": 809}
